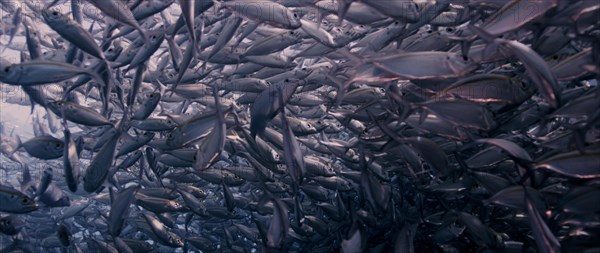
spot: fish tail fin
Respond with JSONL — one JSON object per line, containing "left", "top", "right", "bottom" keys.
{"left": 139, "top": 27, "right": 150, "bottom": 47}
{"left": 29, "top": 100, "right": 35, "bottom": 114}
{"left": 325, "top": 73, "right": 348, "bottom": 108}
{"left": 14, "top": 134, "right": 22, "bottom": 152}
{"left": 99, "top": 69, "right": 112, "bottom": 117}
{"left": 315, "top": 9, "right": 325, "bottom": 29}
{"left": 336, "top": 0, "right": 351, "bottom": 26}
{"left": 336, "top": 47, "right": 363, "bottom": 66}
{"left": 468, "top": 24, "right": 499, "bottom": 44}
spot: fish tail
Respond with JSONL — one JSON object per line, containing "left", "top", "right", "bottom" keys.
{"left": 325, "top": 73, "right": 348, "bottom": 108}
{"left": 336, "top": 47, "right": 363, "bottom": 66}
{"left": 139, "top": 28, "right": 150, "bottom": 48}
{"left": 14, "top": 134, "right": 22, "bottom": 153}
{"left": 336, "top": 0, "right": 351, "bottom": 26}
{"left": 468, "top": 24, "right": 498, "bottom": 44}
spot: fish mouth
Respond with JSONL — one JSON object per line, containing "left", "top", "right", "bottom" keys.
{"left": 42, "top": 10, "right": 58, "bottom": 20}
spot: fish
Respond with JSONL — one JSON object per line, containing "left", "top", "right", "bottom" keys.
{"left": 86, "top": 0, "right": 149, "bottom": 45}
{"left": 48, "top": 101, "right": 113, "bottom": 127}
{"left": 83, "top": 127, "right": 119, "bottom": 192}
{"left": 250, "top": 79, "right": 301, "bottom": 138}
{"left": 0, "top": 60, "right": 104, "bottom": 86}
{"left": 18, "top": 135, "right": 64, "bottom": 160}
{"left": 0, "top": 184, "right": 38, "bottom": 213}
{"left": 0, "top": 215, "right": 23, "bottom": 235}
{"left": 109, "top": 185, "right": 140, "bottom": 236}
{"left": 0, "top": 1, "right": 597, "bottom": 252}
{"left": 219, "top": 0, "right": 301, "bottom": 29}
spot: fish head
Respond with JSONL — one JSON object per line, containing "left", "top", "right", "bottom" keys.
{"left": 447, "top": 53, "right": 479, "bottom": 76}
{"left": 169, "top": 234, "right": 184, "bottom": 248}
{"left": 287, "top": 11, "right": 302, "bottom": 29}
{"left": 142, "top": 131, "right": 156, "bottom": 140}
{"left": 372, "top": 87, "right": 386, "bottom": 97}
{"left": 164, "top": 118, "right": 179, "bottom": 129}
{"left": 105, "top": 46, "right": 123, "bottom": 61}
{"left": 0, "top": 215, "right": 22, "bottom": 235}
{"left": 42, "top": 9, "right": 68, "bottom": 25}
{"left": 146, "top": 92, "right": 161, "bottom": 104}
{"left": 166, "top": 129, "right": 183, "bottom": 148}
{"left": 15, "top": 194, "right": 38, "bottom": 213}
{"left": 46, "top": 101, "right": 62, "bottom": 117}
{"left": 0, "top": 60, "right": 20, "bottom": 83}
{"left": 349, "top": 24, "right": 371, "bottom": 38}
{"left": 224, "top": 173, "right": 245, "bottom": 186}
{"left": 301, "top": 121, "right": 317, "bottom": 132}
{"left": 0, "top": 57, "right": 11, "bottom": 71}
{"left": 147, "top": 30, "right": 166, "bottom": 45}
{"left": 57, "top": 223, "right": 72, "bottom": 246}
{"left": 48, "top": 139, "right": 65, "bottom": 153}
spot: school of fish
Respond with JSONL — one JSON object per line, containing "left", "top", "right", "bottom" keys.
{"left": 0, "top": 0, "right": 599, "bottom": 252}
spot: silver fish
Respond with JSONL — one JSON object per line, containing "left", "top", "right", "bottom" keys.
{"left": 20, "top": 135, "right": 64, "bottom": 160}
{"left": 0, "top": 184, "right": 38, "bottom": 213}
{"left": 83, "top": 128, "right": 119, "bottom": 192}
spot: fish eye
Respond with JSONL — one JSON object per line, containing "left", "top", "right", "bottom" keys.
{"left": 462, "top": 55, "right": 469, "bottom": 61}
{"left": 446, "top": 27, "right": 454, "bottom": 32}
{"left": 289, "top": 31, "right": 294, "bottom": 34}
{"left": 552, "top": 55, "right": 559, "bottom": 60}
{"left": 293, "top": 13, "right": 298, "bottom": 18}
{"left": 52, "top": 11, "right": 59, "bottom": 16}
{"left": 56, "top": 143, "right": 62, "bottom": 148}
{"left": 22, "top": 198, "right": 30, "bottom": 204}
{"left": 427, "top": 30, "right": 433, "bottom": 34}
{"left": 4, "top": 67, "right": 10, "bottom": 72}
{"left": 394, "top": 21, "right": 399, "bottom": 25}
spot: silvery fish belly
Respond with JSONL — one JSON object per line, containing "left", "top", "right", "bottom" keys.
{"left": 1, "top": 0, "right": 600, "bottom": 252}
